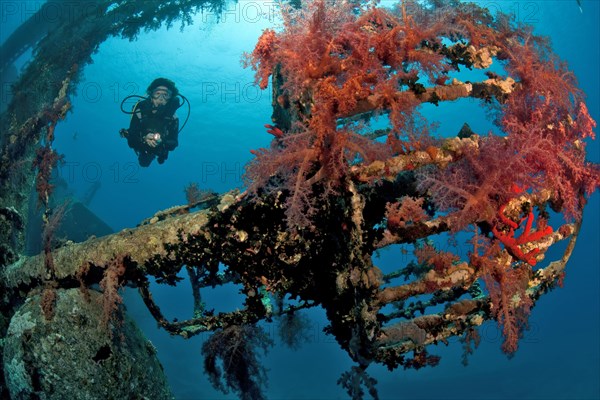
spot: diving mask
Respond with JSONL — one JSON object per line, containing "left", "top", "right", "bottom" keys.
{"left": 152, "top": 87, "right": 172, "bottom": 101}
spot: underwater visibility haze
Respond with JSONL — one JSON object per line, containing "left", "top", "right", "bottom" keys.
{"left": 0, "top": 0, "right": 599, "bottom": 399}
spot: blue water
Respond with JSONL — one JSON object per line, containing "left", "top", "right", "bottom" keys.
{"left": 4, "top": 0, "right": 599, "bottom": 398}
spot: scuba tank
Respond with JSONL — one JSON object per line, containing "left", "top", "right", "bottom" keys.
{"left": 120, "top": 93, "right": 191, "bottom": 134}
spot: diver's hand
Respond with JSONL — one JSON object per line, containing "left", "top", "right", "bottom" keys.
{"left": 144, "top": 133, "right": 161, "bottom": 147}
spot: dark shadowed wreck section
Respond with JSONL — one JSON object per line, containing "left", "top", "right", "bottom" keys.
{"left": 4, "top": 289, "right": 173, "bottom": 399}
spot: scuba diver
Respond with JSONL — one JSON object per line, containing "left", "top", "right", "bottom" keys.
{"left": 119, "top": 78, "right": 189, "bottom": 167}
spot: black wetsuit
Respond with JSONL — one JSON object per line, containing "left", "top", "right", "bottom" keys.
{"left": 127, "top": 98, "right": 180, "bottom": 167}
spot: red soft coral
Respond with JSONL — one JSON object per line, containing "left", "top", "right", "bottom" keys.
{"left": 245, "top": 124, "right": 389, "bottom": 226}
{"left": 243, "top": 29, "right": 278, "bottom": 90}
{"left": 471, "top": 237, "right": 533, "bottom": 354}
{"left": 418, "top": 98, "right": 598, "bottom": 229}
{"left": 491, "top": 205, "right": 553, "bottom": 266}
{"left": 502, "top": 99, "right": 599, "bottom": 220}
{"left": 245, "top": 0, "right": 598, "bottom": 230}
{"left": 385, "top": 196, "right": 429, "bottom": 230}
{"left": 243, "top": 1, "right": 464, "bottom": 226}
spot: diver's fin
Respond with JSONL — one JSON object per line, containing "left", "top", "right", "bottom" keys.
{"left": 577, "top": 0, "right": 583, "bottom": 13}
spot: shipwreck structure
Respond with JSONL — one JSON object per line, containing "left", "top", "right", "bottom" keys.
{"left": 1, "top": 1, "right": 598, "bottom": 399}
